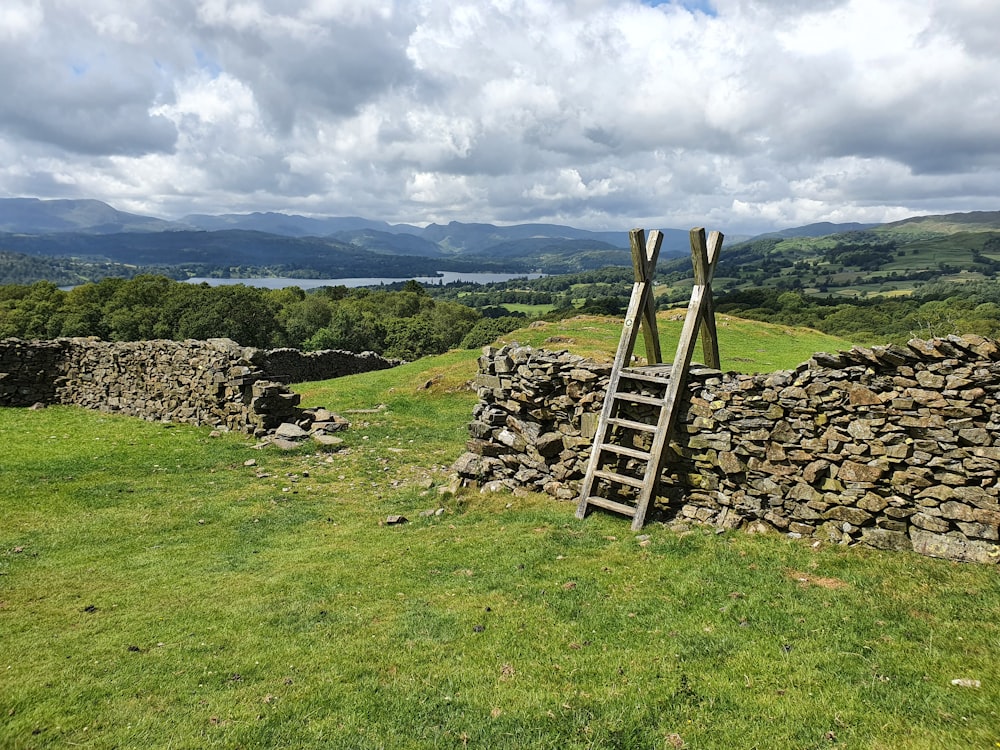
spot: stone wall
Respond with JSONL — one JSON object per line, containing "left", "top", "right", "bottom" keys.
{"left": 0, "top": 337, "right": 396, "bottom": 434}
{"left": 454, "top": 335, "right": 1000, "bottom": 564}
{"left": 258, "top": 347, "right": 397, "bottom": 384}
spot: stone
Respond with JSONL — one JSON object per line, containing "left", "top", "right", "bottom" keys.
{"left": 823, "top": 506, "right": 874, "bottom": 526}
{"left": 269, "top": 438, "right": 303, "bottom": 451}
{"left": 910, "top": 529, "right": 1000, "bottom": 564}
{"left": 952, "top": 485, "right": 997, "bottom": 509}
{"left": 915, "top": 371, "right": 946, "bottom": 389}
{"left": 956, "top": 521, "right": 999, "bottom": 541}
{"left": 838, "top": 460, "right": 883, "bottom": 483}
{"left": 312, "top": 433, "right": 345, "bottom": 448}
{"left": 718, "top": 451, "right": 746, "bottom": 474}
{"left": 860, "top": 528, "right": 913, "bottom": 552}
{"left": 939, "top": 501, "right": 976, "bottom": 522}
{"left": 274, "top": 422, "right": 309, "bottom": 440}
{"left": 847, "top": 383, "right": 884, "bottom": 405}
{"left": 770, "top": 421, "right": 799, "bottom": 444}
{"left": 453, "top": 452, "right": 482, "bottom": 477}
{"left": 911, "top": 512, "right": 951, "bottom": 533}
{"left": 534, "top": 432, "right": 564, "bottom": 457}
{"left": 858, "top": 493, "right": 890, "bottom": 513}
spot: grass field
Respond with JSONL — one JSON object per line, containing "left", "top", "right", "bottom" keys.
{"left": 2, "top": 317, "right": 999, "bottom": 749}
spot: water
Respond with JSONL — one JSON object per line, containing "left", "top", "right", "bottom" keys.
{"left": 184, "top": 271, "right": 545, "bottom": 290}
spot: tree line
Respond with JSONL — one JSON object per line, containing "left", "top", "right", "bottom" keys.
{"left": 7, "top": 270, "right": 1000, "bottom": 357}
{"left": 0, "top": 276, "right": 523, "bottom": 359}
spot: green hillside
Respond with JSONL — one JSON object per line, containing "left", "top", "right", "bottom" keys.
{"left": 2, "top": 319, "right": 997, "bottom": 748}
{"left": 651, "top": 211, "right": 1000, "bottom": 304}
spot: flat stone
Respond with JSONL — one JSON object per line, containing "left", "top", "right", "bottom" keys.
{"left": 911, "top": 512, "right": 951, "bottom": 533}
{"left": 312, "top": 433, "right": 345, "bottom": 447}
{"left": 269, "top": 438, "right": 303, "bottom": 451}
{"left": 861, "top": 527, "right": 913, "bottom": 552}
{"left": 453, "top": 452, "right": 482, "bottom": 476}
{"left": 952, "top": 485, "right": 998, "bottom": 509}
{"left": 858, "top": 493, "right": 890, "bottom": 513}
{"left": 939, "top": 501, "right": 976, "bottom": 522}
{"left": 956, "top": 521, "right": 999, "bottom": 541}
{"left": 910, "top": 529, "right": 1000, "bottom": 564}
{"left": 718, "top": 451, "right": 746, "bottom": 474}
{"left": 823, "top": 506, "right": 874, "bottom": 526}
{"left": 274, "top": 422, "right": 309, "bottom": 440}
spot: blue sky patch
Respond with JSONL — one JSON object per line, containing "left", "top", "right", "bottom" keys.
{"left": 643, "top": 0, "right": 717, "bottom": 16}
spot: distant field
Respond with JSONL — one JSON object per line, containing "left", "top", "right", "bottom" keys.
{"left": 499, "top": 302, "right": 555, "bottom": 316}
{"left": 494, "top": 311, "right": 855, "bottom": 373}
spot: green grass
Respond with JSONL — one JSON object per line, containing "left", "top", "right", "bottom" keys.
{"left": 494, "top": 312, "right": 854, "bottom": 373}
{"left": 2, "top": 320, "right": 998, "bottom": 748}
{"left": 501, "top": 302, "right": 556, "bottom": 316}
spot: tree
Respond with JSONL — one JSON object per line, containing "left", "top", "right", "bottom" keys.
{"left": 383, "top": 317, "right": 446, "bottom": 360}
{"left": 103, "top": 275, "right": 177, "bottom": 340}
{"left": 175, "top": 285, "right": 281, "bottom": 347}
{"left": 305, "top": 307, "right": 386, "bottom": 353}
{"left": 59, "top": 278, "right": 124, "bottom": 338}
{"left": 0, "top": 281, "right": 65, "bottom": 338}
{"left": 277, "top": 292, "right": 333, "bottom": 347}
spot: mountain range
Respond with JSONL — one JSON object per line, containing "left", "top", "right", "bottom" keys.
{"left": 0, "top": 197, "right": 675, "bottom": 280}
{"left": 1, "top": 198, "right": 998, "bottom": 288}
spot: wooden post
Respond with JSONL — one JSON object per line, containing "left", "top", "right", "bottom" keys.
{"left": 690, "top": 228, "right": 723, "bottom": 369}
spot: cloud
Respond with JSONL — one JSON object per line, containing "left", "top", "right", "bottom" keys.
{"left": 0, "top": 0, "right": 997, "bottom": 234}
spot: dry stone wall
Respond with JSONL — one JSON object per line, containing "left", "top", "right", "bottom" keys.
{"left": 0, "top": 337, "right": 396, "bottom": 434}
{"left": 454, "top": 335, "right": 1000, "bottom": 564}
{"left": 256, "top": 348, "right": 398, "bottom": 384}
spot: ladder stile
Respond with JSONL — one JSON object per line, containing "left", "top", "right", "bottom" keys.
{"left": 576, "top": 225, "right": 724, "bottom": 529}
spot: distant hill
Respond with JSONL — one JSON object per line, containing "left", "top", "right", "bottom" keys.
{"left": 651, "top": 209, "right": 1000, "bottom": 301}
{"left": 882, "top": 211, "right": 1000, "bottom": 233}
{"left": 755, "top": 221, "right": 881, "bottom": 239}
{"left": 0, "top": 198, "right": 179, "bottom": 233}
{"left": 181, "top": 211, "right": 420, "bottom": 237}
{"left": 331, "top": 228, "right": 445, "bottom": 258}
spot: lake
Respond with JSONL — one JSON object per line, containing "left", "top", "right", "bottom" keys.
{"left": 185, "top": 271, "right": 545, "bottom": 290}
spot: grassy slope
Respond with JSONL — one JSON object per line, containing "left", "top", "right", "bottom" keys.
{"left": 2, "top": 317, "right": 998, "bottom": 749}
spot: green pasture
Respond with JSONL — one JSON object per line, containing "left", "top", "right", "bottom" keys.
{"left": 2, "top": 317, "right": 998, "bottom": 748}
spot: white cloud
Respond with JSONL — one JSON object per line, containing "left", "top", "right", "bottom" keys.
{"left": 0, "top": 0, "right": 997, "bottom": 234}
{"left": 0, "top": 0, "right": 44, "bottom": 41}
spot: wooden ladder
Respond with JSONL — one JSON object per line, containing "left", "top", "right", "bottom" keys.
{"left": 575, "top": 227, "right": 724, "bottom": 530}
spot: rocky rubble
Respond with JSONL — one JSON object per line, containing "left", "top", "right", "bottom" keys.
{"left": 262, "top": 407, "right": 351, "bottom": 450}
{"left": 454, "top": 335, "right": 1000, "bottom": 564}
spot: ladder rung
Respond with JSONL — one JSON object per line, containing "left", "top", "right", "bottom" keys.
{"left": 607, "top": 416, "right": 657, "bottom": 433}
{"left": 583, "top": 495, "right": 637, "bottom": 517}
{"left": 613, "top": 391, "right": 665, "bottom": 406}
{"left": 599, "top": 443, "right": 651, "bottom": 460}
{"left": 594, "top": 469, "right": 645, "bottom": 489}
{"left": 620, "top": 368, "right": 672, "bottom": 384}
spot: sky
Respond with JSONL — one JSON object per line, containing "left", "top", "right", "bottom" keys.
{"left": 0, "top": 0, "right": 998, "bottom": 235}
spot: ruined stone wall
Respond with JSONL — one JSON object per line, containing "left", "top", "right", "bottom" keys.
{"left": 0, "top": 337, "right": 396, "bottom": 434}
{"left": 454, "top": 336, "right": 1000, "bottom": 564}
{"left": 258, "top": 347, "right": 397, "bottom": 384}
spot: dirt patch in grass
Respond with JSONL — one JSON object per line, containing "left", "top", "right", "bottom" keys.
{"left": 786, "top": 569, "right": 849, "bottom": 590}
